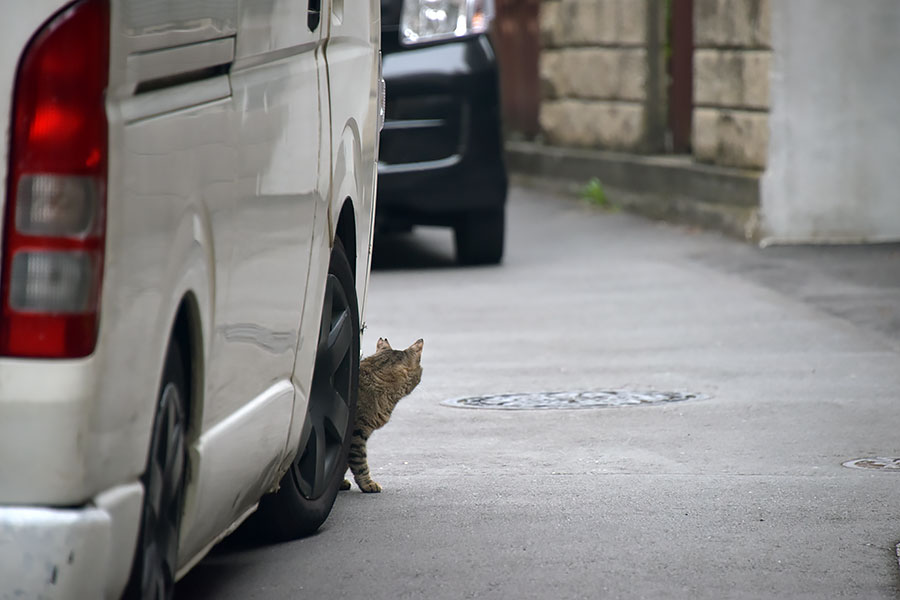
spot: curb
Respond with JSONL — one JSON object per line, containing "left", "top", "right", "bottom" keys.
{"left": 505, "top": 141, "right": 763, "bottom": 242}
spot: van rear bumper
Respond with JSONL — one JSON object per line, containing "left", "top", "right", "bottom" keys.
{"left": 0, "top": 483, "right": 143, "bottom": 600}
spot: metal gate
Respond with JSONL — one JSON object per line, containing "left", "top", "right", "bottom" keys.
{"left": 668, "top": 0, "right": 694, "bottom": 152}
{"left": 493, "top": 0, "right": 541, "bottom": 139}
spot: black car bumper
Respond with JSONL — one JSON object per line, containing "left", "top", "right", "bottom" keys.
{"left": 377, "top": 34, "right": 508, "bottom": 226}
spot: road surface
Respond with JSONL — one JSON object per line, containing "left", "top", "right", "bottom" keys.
{"left": 178, "top": 185, "right": 900, "bottom": 599}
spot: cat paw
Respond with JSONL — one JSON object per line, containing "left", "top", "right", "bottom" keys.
{"left": 340, "top": 479, "right": 351, "bottom": 491}
{"left": 359, "top": 481, "right": 382, "bottom": 493}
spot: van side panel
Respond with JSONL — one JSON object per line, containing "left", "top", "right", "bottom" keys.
{"left": 177, "top": 0, "right": 330, "bottom": 563}
{"left": 324, "top": 0, "right": 381, "bottom": 319}
{"left": 87, "top": 0, "right": 245, "bottom": 511}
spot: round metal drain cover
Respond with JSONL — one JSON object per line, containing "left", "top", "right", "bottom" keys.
{"left": 843, "top": 457, "right": 900, "bottom": 471}
{"left": 442, "top": 390, "right": 705, "bottom": 410}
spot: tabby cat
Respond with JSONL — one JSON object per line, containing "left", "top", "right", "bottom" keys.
{"left": 341, "top": 337, "right": 424, "bottom": 493}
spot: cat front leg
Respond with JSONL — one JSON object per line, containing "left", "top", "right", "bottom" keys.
{"left": 348, "top": 430, "right": 381, "bottom": 493}
{"left": 351, "top": 465, "right": 381, "bottom": 493}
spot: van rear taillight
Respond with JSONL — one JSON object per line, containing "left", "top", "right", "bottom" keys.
{"left": 1, "top": 0, "right": 109, "bottom": 358}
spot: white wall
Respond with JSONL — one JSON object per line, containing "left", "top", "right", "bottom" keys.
{"left": 761, "top": 0, "right": 900, "bottom": 243}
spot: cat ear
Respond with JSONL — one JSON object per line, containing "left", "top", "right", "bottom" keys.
{"left": 376, "top": 338, "right": 392, "bottom": 351}
{"left": 408, "top": 339, "right": 424, "bottom": 355}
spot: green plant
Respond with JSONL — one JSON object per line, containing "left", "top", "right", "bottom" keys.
{"left": 580, "top": 177, "right": 610, "bottom": 208}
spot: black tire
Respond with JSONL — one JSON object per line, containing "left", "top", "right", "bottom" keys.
{"left": 124, "top": 342, "right": 188, "bottom": 600}
{"left": 249, "top": 239, "right": 360, "bottom": 541}
{"left": 454, "top": 207, "right": 505, "bottom": 266}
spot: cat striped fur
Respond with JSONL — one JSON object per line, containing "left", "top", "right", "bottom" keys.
{"left": 341, "top": 337, "right": 423, "bottom": 493}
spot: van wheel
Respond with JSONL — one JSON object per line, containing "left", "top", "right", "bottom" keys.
{"left": 454, "top": 207, "right": 505, "bottom": 266}
{"left": 250, "top": 239, "right": 359, "bottom": 540}
{"left": 124, "top": 342, "right": 188, "bottom": 600}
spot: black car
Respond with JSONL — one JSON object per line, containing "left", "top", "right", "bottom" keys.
{"left": 378, "top": 0, "right": 508, "bottom": 265}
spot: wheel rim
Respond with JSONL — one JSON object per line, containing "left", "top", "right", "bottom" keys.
{"left": 140, "top": 383, "right": 186, "bottom": 599}
{"left": 293, "top": 272, "right": 354, "bottom": 500}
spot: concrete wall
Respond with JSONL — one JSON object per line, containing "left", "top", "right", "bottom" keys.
{"left": 692, "top": 0, "right": 771, "bottom": 170}
{"left": 538, "top": 0, "right": 666, "bottom": 152}
{"left": 761, "top": 0, "right": 900, "bottom": 242}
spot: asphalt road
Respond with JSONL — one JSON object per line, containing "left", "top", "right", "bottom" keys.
{"left": 177, "top": 185, "right": 900, "bottom": 599}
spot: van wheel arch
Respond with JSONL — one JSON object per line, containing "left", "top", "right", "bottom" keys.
{"left": 171, "top": 293, "right": 203, "bottom": 441}
{"left": 335, "top": 198, "right": 357, "bottom": 277}
{"left": 124, "top": 294, "right": 201, "bottom": 600}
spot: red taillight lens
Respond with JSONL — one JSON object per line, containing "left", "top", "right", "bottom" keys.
{"left": 1, "top": 0, "right": 109, "bottom": 358}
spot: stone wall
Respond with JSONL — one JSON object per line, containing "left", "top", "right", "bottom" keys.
{"left": 537, "top": 0, "right": 772, "bottom": 170}
{"left": 692, "top": 0, "right": 771, "bottom": 170}
{"left": 538, "top": 0, "right": 665, "bottom": 152}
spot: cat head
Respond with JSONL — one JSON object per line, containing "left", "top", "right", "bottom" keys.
{"left": 374, "top": 337, "right": 423, "bottom": 391}
{"left": 375, "top": 337, "right": 423, "bottom": 357}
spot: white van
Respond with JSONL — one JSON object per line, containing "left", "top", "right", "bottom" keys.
{"left": 0, "top": 0, "right": 382, "bottom": 597}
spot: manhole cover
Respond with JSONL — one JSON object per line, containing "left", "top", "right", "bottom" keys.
{"left": 442, "top": 390, "right": 705, "bottom": 410}
{"left": 842, "top": 457, "right": 900, "bottom": 471}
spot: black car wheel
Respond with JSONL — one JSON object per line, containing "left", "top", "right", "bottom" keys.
{"left": 454, "top": 207, "right": 505, "bottom": 266}
{"left": 250, "top": 239, "right": 360, "bottom": 541}
{"left": 124, "top": 342, "right": 188, "bottom": 600}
